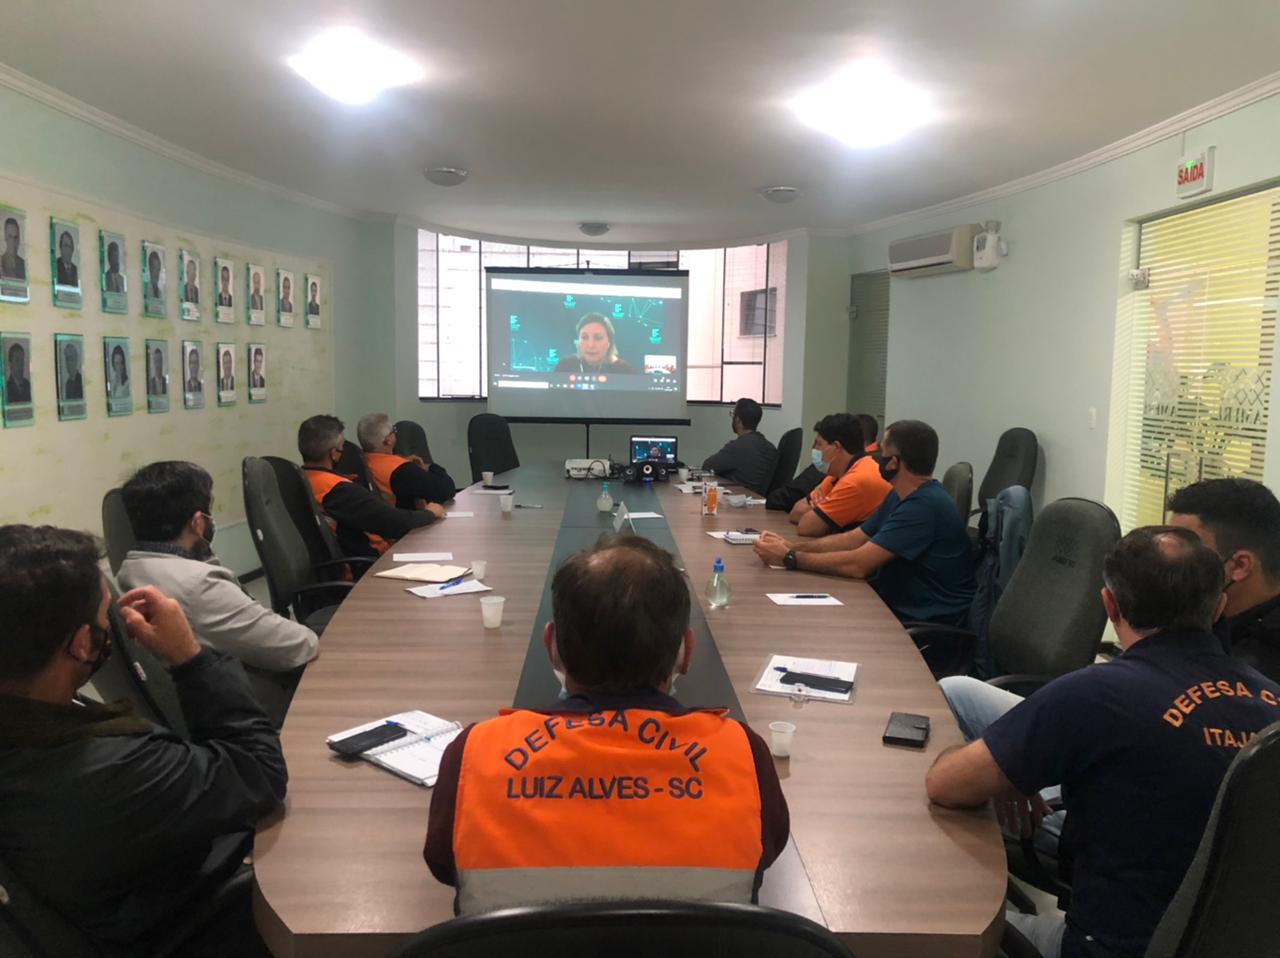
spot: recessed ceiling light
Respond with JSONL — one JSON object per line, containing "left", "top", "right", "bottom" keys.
{"left": 424, "top": 166, "right": 470, "bottom": 187}
{"left": 287, "top": 27, "right": 424, "bottom": 105}
{"left": 789, "top": 60, "right": 935, "bottom": 149}
{"left": 759, "top": 186, "right": 801, "bottom": 203}
{"left": 578, "top": 222, "right": 610, "bottom": 237}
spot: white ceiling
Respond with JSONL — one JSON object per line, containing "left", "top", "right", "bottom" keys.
{"left": 3, "top": 1, "right": 1279, "bottom": 245}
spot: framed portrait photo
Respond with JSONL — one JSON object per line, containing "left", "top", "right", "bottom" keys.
{"left": 182, "top": 340, "right": 205, "bottom": 410}
{"left": 246, "top": 263, "right": 266, "bottom": 325}
{"left": 180, "top": 249, "right": 201, "bottom": 321}
{"left": 247, "top": 342, "right": 267, "bottom": 403}
{"left": 214, "top": 257, "right": 235, "bottom": 324}
{"left": 277, "top": 268, "right": 295, "bottom": 328}
{"left": 1, "top": 331, "right": 34, "bottom": 427}
{"left": 216, "top": 341, "right": 236, "bottom": 406}
{"left": 142, "top": 241, "right": 167, "bottom": 318}
{"left": 100, "top": 230, "right": 128, "bottom": 314}
{"left": 54, "top": 333, "right": 87, "bottom": 421}
{"left": 102, "top": 336, "right": 133, "bottom": 417}
{"left": 304, "top": 273, "right": 322, "bottom": 329}
{"left": 145, "top": 338, "right": 170, "bottom": 414}
{"left": 51, "top": 218, "right": 83, "bottom": 309}
{"left": 0, "top": 207, "right": 31, "bottom": 304}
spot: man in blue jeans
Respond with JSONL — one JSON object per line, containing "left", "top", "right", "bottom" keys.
{"left": 930, "top": 527, "right": 1280, "bottom": 958}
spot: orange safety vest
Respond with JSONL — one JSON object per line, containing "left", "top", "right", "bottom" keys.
{"left": 451, "top": 707, "right": 765, "bottom": 914}
{"left": 364, "top": 451, "right": 427, "bottom": 509}
{"left": 304, "top": 468, "right": 391, "bottom": 554}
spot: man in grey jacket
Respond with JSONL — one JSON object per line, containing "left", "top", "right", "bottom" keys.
{"left": 118, "top": 460, "right": 319, "bottom": 725}
{"left": 701, "top": 397, "right": 778, "bottom": 495}
{"left": 0, "top": 525, "right": 286, "bottom": 954}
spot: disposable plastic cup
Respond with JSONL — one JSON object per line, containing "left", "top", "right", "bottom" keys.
{"left": 499, "top": 493, "right": 515, "bottom": 513}
{"left": 482, "top": 471, "right": 495, "bottom": 486}
{"left": 481, "top": 596, "right": 505, "bottom": 629}
{"left": 769, "top": 721, "right": 797, "bottom": 758}
{"left": 471, "top": 560, "right": 487, "bottom": 580}
{"left": 678, "top": 467, "right": 690, "bottom": 482}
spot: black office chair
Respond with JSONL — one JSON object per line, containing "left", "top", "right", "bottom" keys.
{"left": 335, "top": 440, "right": 373, "bottom": 491}
{"left": 241, "top": 457, "right": 352, "bottom": 634}
{"left": 908, "top": 497, "right": 1120, "bottom": 684}
{"left": 101, "top": 488, "right": 138, "bottom": 576}
{"left": 467, "top": 413, "right": 519, "bottom": 483}
{"left": 390, "top": 901, "right": 855, "bottom": 958}
{"left": 1144, "top": 720, "right": 1280, "bottom": 958}
{"left": 973, "top": 428, "right": 1038, "bottom": 525}
{"left": 940, "top": 461, "right": 974, "bottom": 521}
{"left": 766, "top": 427, "right": 804, "bottom": 495}
{"left": 395, "top": 419, "right": 433, "bottom": 463}
{"left": 262, "top": 456, "right": 374, "bottom": 581}
{"left": 88, "top": 598, "right": 191, "bottom": 738}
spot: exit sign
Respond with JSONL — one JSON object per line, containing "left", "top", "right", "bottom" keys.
{"left": 1177, "top": 147, "right": 1215, "bottom": 199}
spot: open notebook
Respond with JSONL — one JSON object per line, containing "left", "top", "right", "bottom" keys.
{"left": 326, "top": 710, "right": 462, "bottom": 786}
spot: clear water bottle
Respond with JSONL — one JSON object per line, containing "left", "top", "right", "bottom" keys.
{"left": 596, "top": 481, "right": 614, "bottom": 513}
{"left": 705, "top": 556, "right": 732, "bottom": 608}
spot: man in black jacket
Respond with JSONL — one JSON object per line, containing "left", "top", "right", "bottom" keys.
{"left": 0, "top": 525, "right": 286, "bottom": 954}
{"left": 701, "top": 397, "right": 777, "bottom": 495}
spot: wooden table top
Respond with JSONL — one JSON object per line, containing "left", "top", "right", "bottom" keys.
{"left": 253, "top": 464, "right": 1006, "bottom": 958}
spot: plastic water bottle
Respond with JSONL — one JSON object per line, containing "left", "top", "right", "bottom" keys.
{"left": 596, "top": 481, "right": 614, "bottom": 513}
{"left": 705, "top": 557, "right": 732, "bottom": 608}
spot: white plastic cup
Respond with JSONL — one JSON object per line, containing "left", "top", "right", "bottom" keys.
{"left": 482, "top": 470, "right": 495, "bottom": 486}
{"left": 471, "top": 559, "right": 487, "bottom": 580}
{"left": 499, "top": 493, "right": 515, "bottom": 513}
{"left": 769, "top": 721, "right": 796, "bottom": 758}
{"left": 481, "top": 596, "right": 505, "bottom": 629}
{"left": 678, "top": 467, "right": 690, "bottom": 482}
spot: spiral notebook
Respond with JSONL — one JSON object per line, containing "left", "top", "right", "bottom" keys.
{"left": 326, "top": 710, "right": 462, "bottom": 787}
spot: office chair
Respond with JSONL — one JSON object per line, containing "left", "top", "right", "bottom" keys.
{"left": 263, "top": 456, "right": 374, "bottom": 580}
{"left": 467, "top": 413, "right": 520, "bottom": 483}
{"left": 242, "top": 457, "right": 353, "bottom": 634}
{"left": 335, "top": 440, "right": 373, "bottom": 490}
{"left": 766, "top": 427, "right": 804, "bottom": 495}
{"left": 394, "top": 419, "right": 433, "bottom": 463}
{"left": 101, "top": 488, "right": 138, "bottom": 575}
{"left": 973, "top": 428, "right": 1038, "bottom": 526}
{"left": 908, "top": 497, "right": 1119, "bottom": 685}
{"left": 940, "top": 461, "right": 974, "bottom": 521}
{"left": 390, "top": 900, "right": 855, "bottom": 958}
{"left": 1144, "top": 720, "right": 1280, "bottom": 958}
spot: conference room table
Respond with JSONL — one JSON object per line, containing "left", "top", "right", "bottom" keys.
{"left": 253, "top": 463, "right": 1007, "bottom": 958}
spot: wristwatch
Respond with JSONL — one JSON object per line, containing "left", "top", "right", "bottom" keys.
{"left": 783, "top": 548, "right": 799, "bottom": 571}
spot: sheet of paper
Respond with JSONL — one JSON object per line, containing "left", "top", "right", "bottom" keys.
{"left": 375, "top": 563, "right": 469, "bottom": 583}
{"left": 626, "top": 511, "right": 663, "bottom": 520}
{"left": 746, "top": 498, "right": 767, "bottom": 506}
{"left": 766, "top": 592, "right": 844, "bottom": 606}
{"left": 447, "top": 511, "right": 475, "bottom": 518}
{"left": 754, "top": 654, "right": 858, "bottom": 703}
{"left": 470, "top": 488, "right": 511, "bottom": 495}
{"left": 392, "top": 552, "right": 453, "bottom": 562}
{"left": 407, "top": 580, "right": 494, "bottom": 599}
{"left": 706, "top": 531, "right": 759, "bottom": 544}
{"left": 612, "top": 503, "right": 630, "bottom": 533}
{"left": 705, "top": 531, "right": 729, "bottom": 540}
{"left": 674, "top": 482, "right": 704, "bottom": 495}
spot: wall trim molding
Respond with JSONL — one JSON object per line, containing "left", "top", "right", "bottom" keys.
{"left": 847, "top": 70, "right": 1280, "bottom": 237}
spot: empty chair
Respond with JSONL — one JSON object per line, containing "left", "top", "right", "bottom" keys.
{"left": 766, "top": 427, "right": 804, "bottom": 495}
{"left": 390, "top": 900, "right": 855, "bottom": 958}
{"left": 975, "top": 427, "right": 1038, "bottom": 520}
{"left": 940, "top": 461, "right": 974, "bottom": 521}
{"left": 335, "top": 439, "right": 373, "bottom": 490}
{"left": 467, "top": 413, "right": 519, "bottom": 482}
{"left": 101, "top": 488, "right": 137, "bottom": 576}
{"left": 394, "top": 419, "right": 433, "bottom": 462}
{"left": 1144, "top": 720, "right": 1280, "bottom": 958}
{"left": 263, "top": 455, "right": 374, "bottom": 579}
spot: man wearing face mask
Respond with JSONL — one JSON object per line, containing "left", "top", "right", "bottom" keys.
{"left": 787, "top": 413, "right": 890, "bottom": 537}
{"left": 0, "top": 525, "right": 286, "bottom": 954}
{"left": 1167, "top": 478, "right": 1280, "bottom": 681}
{"left": 117, "top": 461, "right": 319, "bottom": 726}
{"left": 756, "top": 419, "right": 975, "bottom": 625}
{"left": 424, "top": 534, "right": 790, "bottom": 913}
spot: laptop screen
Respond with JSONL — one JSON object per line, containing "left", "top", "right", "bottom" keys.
{"left": 630, "top": 435, "right": 678, "bottom": 465}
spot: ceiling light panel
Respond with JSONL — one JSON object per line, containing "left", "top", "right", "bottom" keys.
{"left": 789, "top": 59, "right": 936, "bottom": 149}
{"left": 288, "top": 27, "right": 424, "bottom": 105}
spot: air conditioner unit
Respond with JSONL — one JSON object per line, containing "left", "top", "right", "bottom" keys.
{"left": 888, "top": 224, "right": 978, "bottom": 278}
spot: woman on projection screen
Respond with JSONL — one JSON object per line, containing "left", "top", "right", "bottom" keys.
{"left": 554, "top": 313, "right": 635, "bottom": 376}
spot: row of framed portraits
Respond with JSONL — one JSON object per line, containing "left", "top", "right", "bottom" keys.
{"left": 0, "top": 207, "right": 322, "bottom": 328}
{"left": 0, "top": 331, "right": 269, "bottom": 426}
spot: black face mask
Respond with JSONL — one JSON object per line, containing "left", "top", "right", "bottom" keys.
{"left": 878, "top": 454, "right": 900, "bottom": 483}
{"left": 199, "top": 511, "right": 216, "bottom": 545}
{"left": 83, "top": 624, "right": 113, "bottom": 677}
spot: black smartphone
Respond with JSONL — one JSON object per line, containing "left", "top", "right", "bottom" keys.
{"left": 779, "top": 671, "right": 854, "bottom": 695}
{"left": 482, "top": 483, "right": 511, "bottom": 491}
{"left": 328, "top": 723, "right": 408, "bottom": 759}
{"left": 883, "top": 712, "right": 931, "bottom": 749}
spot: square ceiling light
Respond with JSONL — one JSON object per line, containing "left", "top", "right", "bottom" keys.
{"left": 790, "top": 60, "right": 936, "bottom": 149}
{"left": 288, "top": 27, "right": 424, "bottom": 105}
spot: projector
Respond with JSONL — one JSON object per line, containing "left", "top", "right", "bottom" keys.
{"left": 565, "top": 458, "right": 611, "bottom": 480}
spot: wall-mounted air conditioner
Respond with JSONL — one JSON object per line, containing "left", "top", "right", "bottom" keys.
{"left": 888, "top": 224, "right": 978, "bottom": 278}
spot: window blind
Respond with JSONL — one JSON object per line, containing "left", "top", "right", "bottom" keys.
{"left": 848, "top": 271, "right": 890, "bottom": 424}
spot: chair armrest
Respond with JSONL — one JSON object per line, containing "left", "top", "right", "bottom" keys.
{"left": 904, "top": 624, "right": 978, "bottom": 679}
{"left": 986, "top": 674, "right": 1058, "bottom": 697}
{"left": 313, "top": 557, "right": 375, "bottom": 573}
{"left": 293, "top": 581, "right": 353, "bottom": 619}
{"left": 1016, "top": 835, "right": 1073, "bottom": 911}
{"left": 152, "top": 863, "right": 255, "bottom": 956}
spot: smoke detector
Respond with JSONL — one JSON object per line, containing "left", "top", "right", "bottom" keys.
{"left": 423, "top": 166, "right": 469, "bottom": 187}
{"left": 578, "top": 222, "right": 611, "bottom": 237}
{"left": 759, "top": 186, "right": 801, "bottom": 203}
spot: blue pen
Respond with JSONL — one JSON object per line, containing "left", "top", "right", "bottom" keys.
{"left": 439, "top": 571, "right": 473, "bottom": 591}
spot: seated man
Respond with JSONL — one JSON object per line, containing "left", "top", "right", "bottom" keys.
{"left": 118, "top": 461, "right": 319, "bottom": 725}
{"left": 853, "top": 412, "right": 881, "bottom": 454}
{"left": 425, "top": 534, "right": 789, "bottom": 913}
{"left": 788, "top": 413, "right": 890, "bottom": 537}
{"left": 929, "top": 527, "right": 1280, "bottom": 958}
{"left": 701, "top": 397, "right": 778, "bottom": 495}
{"left": 1168, "top": 477, "right": 1280, "bottom": 681}
{"left": 0, "top": 526, "right": 285, "bottom": 954}
{"left": 298, "top": 414, "right": 442, "bottom": 559}
{"left": 356, "top": 412, "right": 457, "bottom": 510}
{"left": 756, "top": 420, "right": 975, "bottom": 625}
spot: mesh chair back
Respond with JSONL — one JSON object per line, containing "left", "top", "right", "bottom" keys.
{"left": 977, "top": 427, "right": 1038, "bottom": 508}
{"left": 940, "top": 461, "right": 974, "bottom": 520}
{"left": 264, "top": 455, "right": 339, "bottom": 566}
{"left": 0, "top": 848, "right": 100, "bottom": 958}
{"left": 335, "top": 440, "right": 373, "bottom": 490}
{"left": 101, "top": 488, "right": 138, "bottom": 575}
{"left": 467, "top": 413, "right": 520, "bottom": 482}
{"left": 988, "top": 497, "right": 1120, "bottom": 677}
{"left": 390, "top": 900, "right": 855, "bottom": 958}
{"left": 242, "top": 456, "right": 314, "bottom": 618}
{"left": 767, "top": 428, "right": 804, "bottom": 495}
{"left": 1145, "top": 720, "right": 1280, "bottom": 958}
{"left": 394, "top": 420, "right": 432, "bottom": 463}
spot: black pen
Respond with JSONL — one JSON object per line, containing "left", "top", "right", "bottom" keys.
{"left": 792, "top": 594, "right": 830, "bottom": 599}
{"left": 514, "top": 503, "right": 543, "bottom": 509}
